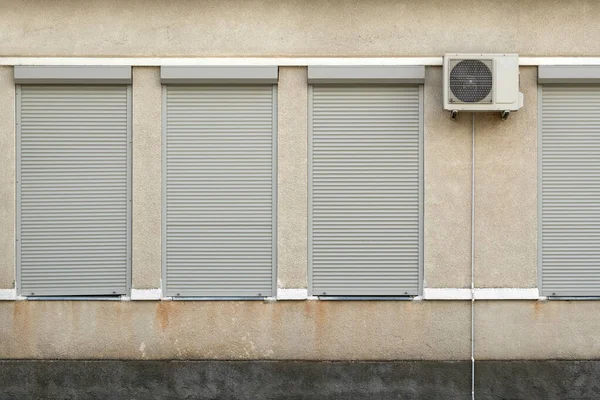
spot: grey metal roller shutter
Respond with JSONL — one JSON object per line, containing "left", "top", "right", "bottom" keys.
{"left": 164, "top": 85, "right": 276, "bottom": 297}
{"left": 309, "top": 85, "right": 423, "bottom": 296}
{"left": 17, "top": 85, "right": 131, "bottom": 296}
{"left": 540, "top": 85, "right": 600, "bottom": 296}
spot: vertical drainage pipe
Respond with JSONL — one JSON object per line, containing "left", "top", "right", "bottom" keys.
{"left": 471, "top": 112, "right": 476, "bottom": 400}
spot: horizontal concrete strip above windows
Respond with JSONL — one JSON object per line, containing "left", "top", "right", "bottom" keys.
{"left": 2, "top": 57, "right": 444, "bottom": 67}
{"left": 307, "top": 66, "right": 425, "bottom": 84}
{"left": 6, "top": 57, "right": 600, "bottom": 67}
{"left": 538, "top": 65, "right": 600, "bottom": 83}
{"left": 13, "top": 66, "right": 132, "bottom": 84}
{"left": 160, "top": 66, "right": 278, "bottom": 84}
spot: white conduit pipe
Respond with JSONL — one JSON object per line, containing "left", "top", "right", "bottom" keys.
{"left": 471, "top": 113, "right": 476, "bottom": 400}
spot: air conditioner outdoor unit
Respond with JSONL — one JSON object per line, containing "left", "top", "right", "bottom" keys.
{"left": 443, "top": 53, "right": 524, "bottom": 119}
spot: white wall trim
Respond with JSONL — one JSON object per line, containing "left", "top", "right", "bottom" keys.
{"left": 475, "top": 288, "right": 539, "bottom": 300}
{"left": 130, "top": 288, "right": 162, "bottom": 301}
{"left": 424, "top": 288, "right": 472, "bottom": 300}
{"left": 0, "top": 287, "right": 549, "bottom": 301}
{"left": 0, "top": 289, "right": 17, "bottom": 300}
{"left": 276, "top": 288, "right": 308, "bottom": 300}
{"left": 2, "top": 57, "right": 600, "bottom": 67}
{"left": 423, "top": 288, "right": 540, "bottom": 300}
{"left": 0, "top": 57, "right": 443, "bottom": 67}
{"left": 519, "top": 57, "right": 600, "bottom": 66}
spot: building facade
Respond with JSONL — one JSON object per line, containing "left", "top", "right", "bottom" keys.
{"left": 2, "top": 0, "right": 600, "bottom": 398}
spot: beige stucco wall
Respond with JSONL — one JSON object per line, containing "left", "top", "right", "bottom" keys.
{"left": 474, "top": 67, "right": 538, "bottom": 288}
{"left": 132, "top": 67, "right": 162, "bottom": 289}
{"left": 0, "top": 67, "right": 15, "bottom": 289}
{"left": 277, "top": 67, "right": 308, "bottom": 289}
{"left": 2, "top": 0, "right": 599, "bottom": 361}
{"left": 424, "top": 67, "right": 538, "bottom": 289}
{"left": 3, "top": 0, "right": 600, "bottom": 57}
{"left": 423, "top": 67, "right": 472, "bottom": 288}
{"left": 0, "top": 300, "right": 470, "bottom": 360}
{"left": 3, "top": 300, "right": 600, "bottom": 360}
{"left": 476, "top": 301, "right": 600, "bottom": 359}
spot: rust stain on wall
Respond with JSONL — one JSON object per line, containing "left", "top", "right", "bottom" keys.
{"left": 12, "top": 301, "right": 27, "bottom": 319}
{"left": 533, "top": 300, "right": 543, "bottom": 318}
{"left": 10, "top": 302, "right": 33, "bottom": 356}
{"left": 312, "top": 300, "right": 329, "bottom": 355}
{"left": 155, "top": 302, "right": 170, "bottom": 330}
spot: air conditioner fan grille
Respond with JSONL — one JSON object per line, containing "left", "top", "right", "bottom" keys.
{"left": 449, "top": 60, "right": 492, "bottom": 103}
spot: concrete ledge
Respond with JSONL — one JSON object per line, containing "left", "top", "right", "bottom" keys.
{"left": 276, "top": 288, "right": 308, "bottom": 300}
{"left": 130, "top": 289, "right": 162, "bottom": 301}
{"left": 0, "top": 289, "right": 16, "bottom": 300}
{"left": 423, "top": 288, "right": 539, "bottom": 300}
{"left": 423, "top": 288, "right": 472, "bottom": 300}
{"left": 475, "top": 288, "right": 539, "bottom": 300}
{"left": 0, "top": 288, "right": 541, "bottom": 301}
{"left": 6, "top": 57, "right": 600, "bottom": 67}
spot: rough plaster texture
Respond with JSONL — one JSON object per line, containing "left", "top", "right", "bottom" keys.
{"left": 424, "top": 67, "right": 472, "bottom": 288}
{"left": 277, "top": 67, "right": 308, "bottom": 289}
{"left": 3, "top": 360, "right": 600, "bottom": 399}
{"left": 0, "top": 360, "right": 473, "bottom": 400}
{"left": 474, "top": 67, "right": 538, "bottom": 288}
{"left": 476, "top": 301, "right": 600, "bottom": 360}
{"left": 476, "top": 360, "right": 600, "bottom": 400}
{"left": 0, "top": 67, "right": 15, "bottom": 289}
{"left": 0, "top": 301, "right": 470, "bottom": 360}
{"left": 3, "top": 0, "right": 600, "bottom": 57}
{"left": 132, "top": 67, "right": 162, "bottom": 289}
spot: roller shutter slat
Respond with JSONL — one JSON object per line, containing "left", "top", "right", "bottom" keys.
{"left": 18, "top": 85, "right": 130, "bottom": 296}
{"left": 165, "top": 85, "right": 275, "bottom": 297}
{"left": 541, "top": 85, "right": 600, "bottom": 296}
{"left": 310, "top": 85, "right": 422, "bottom": 296}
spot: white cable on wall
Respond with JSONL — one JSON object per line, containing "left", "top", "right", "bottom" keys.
{"left": 471, "top": 112, "right": 476, "bottom": 400}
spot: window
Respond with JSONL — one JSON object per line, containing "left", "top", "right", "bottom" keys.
{"left": 308, "top": 67, "right": 424, "bottom": 296}
{"left": 15, "top": 66, "right": 132, "bottom": 296}
{"left": 539, "top": 80, "right": 600, "bottom": 296}
{"left": 162, "top": 67, "right": 277, "bottom": 297}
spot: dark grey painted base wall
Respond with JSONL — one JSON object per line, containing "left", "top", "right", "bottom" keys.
{"left": 1, "top": 360, "right": 599, "bottom": 400}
